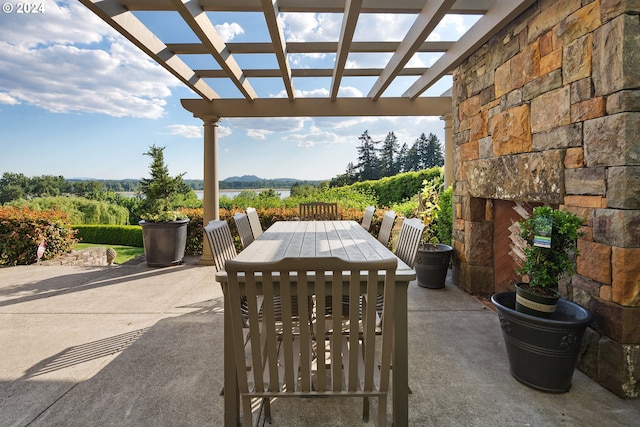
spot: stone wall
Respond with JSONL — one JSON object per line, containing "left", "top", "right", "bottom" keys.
{"left": 39, "top": 247, "right": 109, "bottom": 267}
{"left": 451, "top": 0, "right": 639, "bottom": 398}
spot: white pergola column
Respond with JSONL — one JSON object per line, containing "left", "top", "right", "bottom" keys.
{"left": 199, "top": 117, "right": 220, "bottom": 265}
{"left": 441, "top": 113, "right": 453, "bottom": 188}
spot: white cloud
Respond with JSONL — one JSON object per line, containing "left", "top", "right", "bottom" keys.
{"left": 215, "top": 22, "right": 244, "bottom": 42}
{"left": 0, "top": 1, "right": 179, "bottom": 119}
{"left": 0, "top": 92, "right": 19, "bottom": 104}
{"left": 281, "top": 13, "right": 341, "bottom": 42}
{"left": 337, "top": 86, "right": 364, "bottom": 97}
{"left": 246, "top": 129, "right": 273, "bottom": 140}
{"left": 167, "top": 124, "right": 202, "bottom": 139}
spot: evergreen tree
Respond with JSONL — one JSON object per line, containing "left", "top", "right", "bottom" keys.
{"left": 397, "top": 143, "right": 410, "bottom": 172}
{"left": 423, "top": 132, "right": 444, "bottom": 168}
{"left": 355, "top": 130, "right": 381, "bottom": 181}
{"left": 139, "top": 145, "right": 191, "bottom": 220}
{"left": 380, "top": 131, "right": 400, "bottom": 177}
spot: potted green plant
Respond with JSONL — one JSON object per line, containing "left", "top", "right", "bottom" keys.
{"left": 138, "top": 145, "right": 190, "bottom": 267}
{"left": 414, "top": 180, "right": 453, "bottom": 289}
{"left": 514, "top": 205, "right": 584, "bottom": 316}
{"left": 491, "top": 206, "right": 592, "bottom": 392}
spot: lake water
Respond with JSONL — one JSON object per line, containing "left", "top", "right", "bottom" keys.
{"left": 205, "top": 189, "right": 291, "bottom": 199}
{"left": 118, "top": 189, "right": 291, "bottom": 199}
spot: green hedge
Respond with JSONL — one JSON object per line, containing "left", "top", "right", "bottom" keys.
{"left": 74, "top": 225, "right": 143, "bottom": 247}
{"left": 349, "top": 167, "right": 443, "bottom": 206}
{"left": 0, "top": 206, "right": 76, "bottom": 265}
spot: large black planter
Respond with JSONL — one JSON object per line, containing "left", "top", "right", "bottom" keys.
{"left": 491, "top": 291, "right": 592, "bottom": 393}
{"left": 139, "top": 219, "right": 189, "bottom": 267}
{"left": 415, "top": 244, "right": 453, "bottom": 289}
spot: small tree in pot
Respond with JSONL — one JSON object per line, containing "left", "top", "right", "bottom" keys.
{"left": 138, "top": 145, "right": 191, "bottom": 267}
{"left": 515, "top": 205, "right": 584, "bottom": 317}
{"left": 491, "top": 205, "right": 592, "bottom": 392}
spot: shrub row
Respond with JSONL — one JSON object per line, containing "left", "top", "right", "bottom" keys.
{"left": 8, "top": 196, "right": 129, "bottom": 225}
{"left": 349, "top": 167, "right": 443, "bottom": 206}
{"left": 74, "top": 225, "right": 143, "bottom": 247}
{"left": 0, "top": 206, "right": 76, "bottom": 266}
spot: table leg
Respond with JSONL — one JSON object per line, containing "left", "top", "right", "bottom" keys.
{"left": 393, "top": 281, "right": 409, "bottom": 426}
{"left": 224, "top": 293, "right": 240, "bottom": 427}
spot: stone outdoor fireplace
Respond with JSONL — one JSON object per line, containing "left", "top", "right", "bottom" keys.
{"left": 450, "top": 0, "right": 639, "bottom": 398}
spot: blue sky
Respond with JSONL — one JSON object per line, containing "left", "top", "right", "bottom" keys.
{"left": 0, "top": 1, "right": 479, "bottom": 181}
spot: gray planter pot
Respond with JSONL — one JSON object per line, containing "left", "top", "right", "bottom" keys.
{"left": 415, "top": 244, "right": 453, "bottom": 289}
{"left": 139, "top": 219, "right": 189, "bottom": 267}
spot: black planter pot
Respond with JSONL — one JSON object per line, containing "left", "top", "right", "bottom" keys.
{"left": 139, "top": 219, "right": 189, "bottom": 267}
{"left": 491, "top": 291, "right": 592, "bottom": 393}
{"left": 415, "top": 244, "right": 453, "bottom": 289}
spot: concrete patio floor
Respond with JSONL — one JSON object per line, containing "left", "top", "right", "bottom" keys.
{"left": 1, "top": 256, "right": 638, "bottom": 426}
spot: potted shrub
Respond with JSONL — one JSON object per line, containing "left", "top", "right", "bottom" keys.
{"left": 414, "top": 180, "right": 453, "bottom": 289}
{"left": 491, "top": 206, "right": 592, "bottom": 392}
{"left": 138, "top": 145, "right": 190, "bottom": 267}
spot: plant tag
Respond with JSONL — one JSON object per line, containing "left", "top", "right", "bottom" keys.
{"left": 533, "top": 214, "right": 552, "bottom": 248}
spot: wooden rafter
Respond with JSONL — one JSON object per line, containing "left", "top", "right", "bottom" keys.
{"left": 404, "top": 0, "right": 537, "bottom": 99}
{"left": 367, "top": 0, "right": 456, "bottom": 100}
{"left": 330, "top": 0, "right": 363, "bottom": 100}
{"left": 78, "top": 0, "right": 218, "bottom": 101}
{"left": 261, "top": 0, "right": 295, "bottom": 100}
{"left": 171, "top": 0, "right": 257, "bottom": 100}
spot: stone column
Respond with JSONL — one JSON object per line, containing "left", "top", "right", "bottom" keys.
{"left": 200, "top": 117, "right": 220, "bottom": 265}
{"left": 441, "top": 113, "right": 453, "bottom": 188}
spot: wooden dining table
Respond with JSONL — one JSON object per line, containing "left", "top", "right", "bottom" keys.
{"left": 215, "top": 220, "right": 416, "bottom": 426}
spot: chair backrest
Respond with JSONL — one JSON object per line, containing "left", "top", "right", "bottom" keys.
{"left": 299, "top": 202, "right": 339, "bottom": 220}
{"left": 377, "top": 210, "right": 396, "bottom": 246}
{"left": 246, "top": 207, "right": 263, "bottom": 239}
{"left": 361, "top": 205, "right": 375, "bottom": 231}
{"left": 395, "top": 217, "right": 425, "bottom": 268}
{"left": 224, "top": 256, "right": 397, "bottom": 426}
{"left": 233, "top": 212, "right": 254, "bottom": 249}
{"left": 203, "top": 220, "right": 237, "bottom": 271}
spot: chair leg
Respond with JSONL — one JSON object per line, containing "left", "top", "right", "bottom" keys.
{"left": 377, "top": 396, "right": 387, "bottom": 427}
{"left": 263, "top": 398, "right": 272, "bottom": 423}
{"left": 362, "top": 396, "right": 370, "bottom": 422}
{"left": 241, "top": 397, "right": 253, "bottom": 427}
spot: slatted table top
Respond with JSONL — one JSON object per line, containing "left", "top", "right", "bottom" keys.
{"left": 218, "top": 220, "right": 415, "bottom": 281}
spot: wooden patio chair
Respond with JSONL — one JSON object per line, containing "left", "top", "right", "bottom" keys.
{"left": 224, "top": 256, "right": 397, "bottom": 426}
{"left": 203, "top": 220, "right": 237, "bottom": 272}
{"left": 394, "top": 218, "right": 425, "bottom": 268}
{"left": 233, "top": 212, "right": 254, "bottom": 249}
{"left": 299, "top": 202, "right": 339, "bottom": 220}
{"left": 246, "top": 207, "right": 263, "bottom": 239}
{"left": 377, "top": 210, "right": 396, "bottom": 247}
{"left": 361, "top": 205, "right": 375, "bottom": 231}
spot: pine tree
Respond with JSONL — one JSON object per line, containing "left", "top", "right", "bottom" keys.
{"left": 423, "top": 132, "right": 444, "bottom": 168}
{"left": 139, "top": 145, "right": 189, "bottom": 221}
{"left": 380, "top": 131, "right": 400, "bottom": 177}
{"left": 355, "top": 130, "right": 381, "bottom": 181}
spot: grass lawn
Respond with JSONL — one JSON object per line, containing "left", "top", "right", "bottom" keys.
{"left": 73, "top": 243, "right": 144, "bottom": 265}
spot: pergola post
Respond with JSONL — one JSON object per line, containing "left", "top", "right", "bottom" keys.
{"left": 441, "top": 112, "right": 453, "bottom": 188}
{"left": 199, "top": 117, "right": 220, "bottom": 265}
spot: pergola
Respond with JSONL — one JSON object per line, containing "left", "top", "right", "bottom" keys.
{"left": 81, "top": 0, "right": 536, "bottom": 265}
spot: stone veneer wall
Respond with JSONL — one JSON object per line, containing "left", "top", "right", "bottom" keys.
{"left": 451, "top": 0, "right": 639, "bottom": 398}
{"left": 39, "top": 247, "right": 109, "bottom": 267}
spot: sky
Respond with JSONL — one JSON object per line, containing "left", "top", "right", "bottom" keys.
{"left": 0, "top": 1, "right": 480, "bottom": 182}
